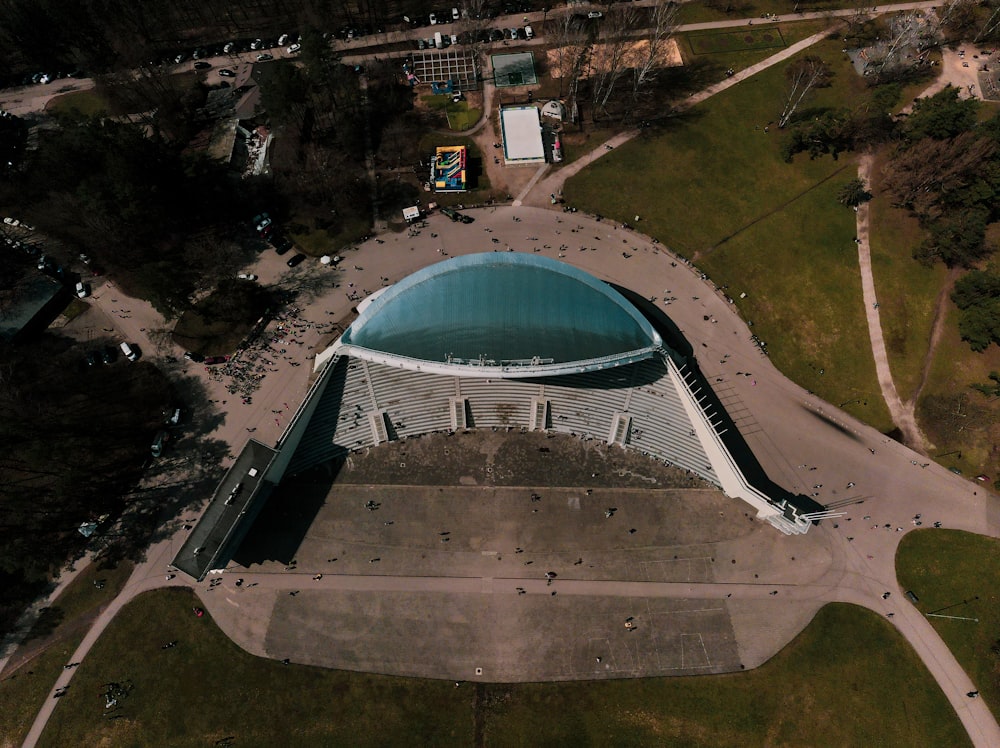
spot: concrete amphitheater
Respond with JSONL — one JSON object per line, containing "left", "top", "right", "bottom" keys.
{"left": 171, "top": 251, "right": 831, "bottom": 682}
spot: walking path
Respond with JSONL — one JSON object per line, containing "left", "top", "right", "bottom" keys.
{"left": 0, "top": 555, "right": 92, "bottom": 676}
{"left": 854, "top": 153, "right": 928, "bottom": 451}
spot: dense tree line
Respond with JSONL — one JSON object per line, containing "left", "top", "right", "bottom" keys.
{"left": 882, "top": 86, "right": 1000, "bottom": 351}
{"left": 952, "top": 271, "right": 1000, "bottom": 352}
{"left": 7, "top": 117, "right": 247, "bottom": 315}
{"left": 0, "top": 335, "right": 172, "bottom": 634}
{"left": 259, "top": 29, "right": 414, "bottom": 237}
{"left": 780, "top": 79, "right": 904, "bottom": 161}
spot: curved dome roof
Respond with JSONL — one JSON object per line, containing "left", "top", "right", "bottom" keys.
{"left": 339, "top": 253, "right": 661, "bottom": 377}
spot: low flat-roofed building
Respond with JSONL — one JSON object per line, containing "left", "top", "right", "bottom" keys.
{"left": 171, "top": 439, "right": 278, "bottom": 580}
{"left": 500, "top": 105, "right": 545, "bottom": 166}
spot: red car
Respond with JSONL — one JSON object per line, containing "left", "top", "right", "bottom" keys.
{"left": 204, "top": 355, "right": 231, "bottom": 365}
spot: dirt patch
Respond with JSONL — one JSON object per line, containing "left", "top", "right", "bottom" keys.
{"left": 337, "top": 429, "right": 712, "bottom": 490}
{"left": 545, "top": 38, "right": 682, "bottom": 79}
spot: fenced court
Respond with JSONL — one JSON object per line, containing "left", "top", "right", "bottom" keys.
{"left": 687, "top": 28, "right": 786, "bottom": 55}
{"left": 492, "top": 52, "right": 538, "bottom": 87}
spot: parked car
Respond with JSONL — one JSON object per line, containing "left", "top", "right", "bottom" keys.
{"left": 273, "top": 236, "right": 293, "bottom": 255}
{"left": 223, "top": 42, "right": 235, "bottom": 54}
{"left": 194, "top": 61, "right": 211, "bottom": 70}
{"left": 75, "top": 281, "right": 90, "bottom": 298}
{"left": 166, "top": 407, "right": 182, "bottom": 425}
{"left": 287, "top": 43, "right": 301, "bottom": 54}
{"left": 278, "top": 33, "right": 290, "bottom": 46}
{"left": 452, "top": 6, "right": 460, "bottom": 20}
{"left": 174, "top": 53, "right": 186, "bottom": 64}
{"left": 119, "top": 341, "right": 139, "bottom": 362}
{"left": 218, "top": 69, "right": 236, "bottom": 77}
{"left": 250, "top": 38, "right": 264, "bottom": 50}
{"left": 286, "top": 253, "right": 307, "bottom": 268}
{"left": 183, "top": 351, "right": 205, "bottom": 363}
{"left": 256, "top": 53, "right": 274, "bottom": 62}
{"left": 204, "top": 355, "right": 230, "bottom": 365}
{"left": 237, "top": 273, "right": 258, "bottom": 281}
{"left": 429, "top": 12, "right": 438, "bottom": 24}
{"left": 588, "top": 11, "right": 603, "bottom": 18}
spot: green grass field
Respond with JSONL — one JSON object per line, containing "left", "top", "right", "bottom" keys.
{"left": 867, "top": 154, "right": 949, "bottom": 402}
{"left": 676, "top": 0, "right": 925, "bottom": 24}
{"left": 896, "top": 529, "right": 1000, "bottom": 723}
{"left": 421, "top": 94, "right": 482, "bottom": 131}
{"left": 34, "top": 590, "right": 968, "bottom": 747}
{"left": 44, "top": 89, "right": 109, "bottom": 118}
{"left": 0, "top": 560, "right": 133, "bottom": 747}
{"left": 687, "top": 28, "right": 786, "bottom": 55}
{"left": 564, "top": 38, "right": 893, "bottom": 429}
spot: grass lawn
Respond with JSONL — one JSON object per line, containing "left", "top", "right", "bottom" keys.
{"left": 916, "top": 298, "right": 1000, "bottom": 478}
{"left": 687, "top": 27, "right": 787, "bottom": 55}
{"left": 896, "top": 529, "right": 1000, "bottom": 722}
{"left": 0, "top": 560, "right": 133, "bottom": 747}
{"left": 171, "top": 283, "right": 271, "bottom": 356}
{"left": 676, "top": 0, "right": 922, "bottom": 24}
{"left": 38, "top": 588, "right": 471, "bottom": 748}
{"left": 421, "top": 94, "right": 481, "bottom": 131}
{"left": 172, "top": 310, "right": 250, "bottom": 356}
{"left": 60, "top": 298, "right": 90, "bottom": 322}
{"left": 289, "top": 217, "right": 372, "bottom": 255}
{"left": 673, "top": 20, "right": 834, "bottom": 91}
{"left": 867, "top": 150, "right": 949, "bottom": 402}
{"left": 36, "top": 592, "right": 968, "bottom": 746}
{"left": 44, "top": 89, "right": 109, "bottom": 118}
{"left": 484, "top": 603, "right": 967, "bottom": 746}
{"left": 699, "top": 167, "right": 892, "bottom": 429}
{"left": 564, "top": 38, "right": 893, "bottom": 429}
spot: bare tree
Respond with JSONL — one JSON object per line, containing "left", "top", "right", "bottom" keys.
{"left": 867, "top": 10, "right": 935, "bottom": 82}
{"left": 550, "top": 11, "right": 590, "bottom": 100}
{"left": 590, "top": 4, "right": 640, "bottom": 119}
{"left": 625, "top": 0, "right": 679, "bottom": 121}
{"left": 777, "top": 56, "right": 831, "bottom": 128}
{"left": 975, "top": 0, "right": 1000, "bottom": 41}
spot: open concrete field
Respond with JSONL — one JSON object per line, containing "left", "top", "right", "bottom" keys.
{"left": 214, "top": 430, "right": 829, "bottom": 682}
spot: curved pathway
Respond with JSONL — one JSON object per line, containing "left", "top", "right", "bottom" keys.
{"left": 854, "top": 153, "right": 929, "bottom": 451}
{"left": 18, "top": 204, "right": 1000, "bottom": 748}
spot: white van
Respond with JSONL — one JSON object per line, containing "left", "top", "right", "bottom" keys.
{"left": 434, "top": 31, "right": 444, "bottom": 49}
{"left": 525, "top": 25, "right": 534, "bottom": 39}
{"left": 119, "top": 342, "right": 138, "bottom": 362}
